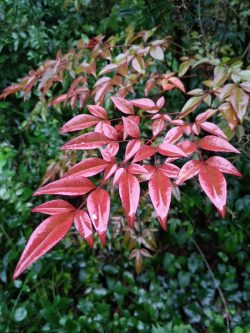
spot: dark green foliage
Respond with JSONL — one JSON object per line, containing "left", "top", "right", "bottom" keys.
{"left": 0, "top": 0, "right": 250, "bottom": 332}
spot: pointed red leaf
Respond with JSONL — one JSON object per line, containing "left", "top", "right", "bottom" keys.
{"left": 63, "top": 158, "right": 109, "bottom": 178}
{"left": 100, "top": 142, "right": 119, "bottom": 162}
{"left": 74, "top": 210, "right": 94, "bottom": 247}
{"left": 33, "top": 176, "right": 96, "bottom": 196}
{"left": 177, "top": 141, "right": 197, "bottom": 155}
{"left": 61, "top": 132, "right": 111, "bottom": 150}
{"left": 157, "top": 142, "right": 187, "bottom": 157}
{"left": 60, "top": 114, "right": 100, "bottom": 133}
{"left": 168, "top": 77, "right": 186, "bottom": 93}
{"left": 152, "top": 117, "right": 165, "bottom": 136}
{"left": 124, "top": 139, "right": 141, "bottom": 162}
{"left": 122, "top": 116, "right": 140, "bottom": 139}
{"left": 127, "top": 163, "right": 149, "bottom": 175}
{"left": 111, "top": 96, "right": 134, "bottom": 114}
{"left": 32, "top": 200, "right": 75, "bottom": 215}
{"left": 97, "top": 123, "right": 118, "bottom": 140}
{"left": 119, "top": 171, "right": 140, "bottom": 228}
{"left": 175, "top": 160, "right": 202, "bottom": 185}
{"left": 164, "top": 126, "right": 184, "bottom": 144}
{"left": 200, "top": 122, "right": 227, "bottom": 139}
{"left": 199, "top": 135, "right": 240, "bottom": 153}
{"left": 132, "top": 145, "right": 155, "bottom": 163}
{"left": 198, "top": 165, "right": 227, "bottom": 218}
{"left": 156, "top": 96, "right": 165, "bottom": 109}
{"left": 87, "top": 105, "right": 107, "bottom": 119}
{"left": 158, "top": 163, "right": 180, "bottom": 178}
{"left": 148, "top": 168, "right": 171, "bottom": 230}
{"left": 205, "top": 156, "right": 242, "bottom": 177}
{"left": 130, "top": 98, "right": 155, "bottom": 110}
{"left": 87, "top": 189, "right": 110, "bottom": 245}
{"left": 103, "top": 163, "right": 118, "bottom": 180}
{"left": 113, "top": 167, "right": 125, "bottom": 186}
{"left": 13, "top": 212, "right": 75, "bottom": 279}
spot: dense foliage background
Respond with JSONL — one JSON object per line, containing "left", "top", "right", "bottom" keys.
{"left": 0, "top": 1, "right": 249, "bottom": 332}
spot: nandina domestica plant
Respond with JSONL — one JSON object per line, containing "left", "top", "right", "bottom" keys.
{"left": 1, "top": 29, "right": 248, "bottom": 278}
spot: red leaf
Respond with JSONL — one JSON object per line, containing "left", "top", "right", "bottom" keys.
{"left": 60, "top": 114, "right": 100, "bottom": 133}
{"left": 124, "top": 139, "right": 141, "bottom": 162}
{"left": 48, "top": 94, "right": 67, "bottom": 107}
{"left": 132, "top": 145, "right": 155, "bottom": 163}
{"left": 33, "top": 176, "right": 96, "bottom": 196}
{"left": 199, "top": 135, "right": 240, "bottom": 154}
{"left": 119, "top": 171, "right": 140, "bottom": 227}
{"left": 97, "top": 123, "right": 118, "bottom": 140}
{"left": 177, "top": 141, "right": 197, "bottom": 155}
{"left": 111, "top": 96, "right": 134, "bottom": 114}
{"left": 205, "top": 156, "right": 242, "bottom": 177}
{"left": 13, "top": 212, "right": 75, "bottom": 279}
{"left": 152, "top": 117, "right": 165, "bottom": 136}
{"left": 87, "top": 105, "right": 107, "bottom": 119}
{"left": 63, "top": 158, "right": 109, "bottom": 178}
{"left": 157, "top": 142, "right": 187, "bottom": 157}
{"left": 148, "top": 168, "right": 171, "bottom": 230}
{"left": 61, "top": 132, "right": 111, "bottom": 150}
{"left": 74, "top": 210, "right": 94, "bottom": 247}
{"left": 122, "top": 116, "right": 140, "bottom": 139}
{"left": 130, "top": 98, "right": 155, "bottom": 110}
{"left": 200, "top": 122, "right": 227, "bottom": 139}
{"left": 198, "top": 165, "right": 227, "bottom": 218}
{"left": 100, "top": 142, "right": 119, "bottom": 162}
{"left": 168, "top": 77, "right": 186, "bottom": 93}
{"left": 87, "top": 189, "right": 110, "bottom": 245}
{"left": 175, "top": 160, "right": 202, "bottom": 185}
{"left": 127, "top": 163, "right": 149, "bottom": 175}
{"left": 195, "top": 109, "right": 217, "bottom": 125}
{"left": 32, "top": 200, "right": 75, "bottom": 215}
{"left": 158, "top": 163, "right": 180, "bottom": 178}
{"left": 113, "top": 167, "right": 125, "bottom": 186}
{"left": 156, "top": 96, "right": 165, "bottom": 109}
{"left": 164, "top": 126, "right": 184, "bottom": 144}
{"left": 103, "top": 163, "right": 118, "bottom": 180}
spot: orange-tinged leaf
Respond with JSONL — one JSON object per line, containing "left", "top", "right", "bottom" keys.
{"left": 13, "top": 212, "right": 75, "bottom": 279}
{"left": 87, "top": 189, "right": 110, "bottom": 245}
{"left": 74, "top": 210, "right": 94, "bottom": 247}
{"left": 33, "top": 175, "right": 96, "bottom": 196}
{"left": 175, "top": 160, "right": 202, "bottom": 185}
{"left": 168, "top": 77, "right": 186, "bottom": 93}
{"left": 148, "top": 168, "right": 171, "bottom": 230}
{"left": 199, "top": 135, "right": 240, "bottom": 153}
{"left": 181, "top": 96, "right": 203, "bottom": 115}
{"left": 32, "top": 200, "right": 75, "bottom": 215}
{"left": 198, "top": 165, "right": 227, "bottom": 218}
{"left": 231, "top": 87, "right": 249, "bottom": 123}
{"left": 119, "top": 171, "right": 140, "bottom": 228}
{"left": 205, "top": 156, "right": 242, "bottom": 177}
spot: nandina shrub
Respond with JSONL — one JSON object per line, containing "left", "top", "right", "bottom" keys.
{"left": 1, "top": 29, "right": 249, "bottom": 278}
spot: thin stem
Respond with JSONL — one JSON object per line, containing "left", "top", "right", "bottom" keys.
{"left": 191, "top": 238, "right": 231, "bottom": 333}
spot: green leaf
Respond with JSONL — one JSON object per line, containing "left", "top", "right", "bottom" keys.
{"left": 14, "top": 307, "right": 27, "bottom": 322}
